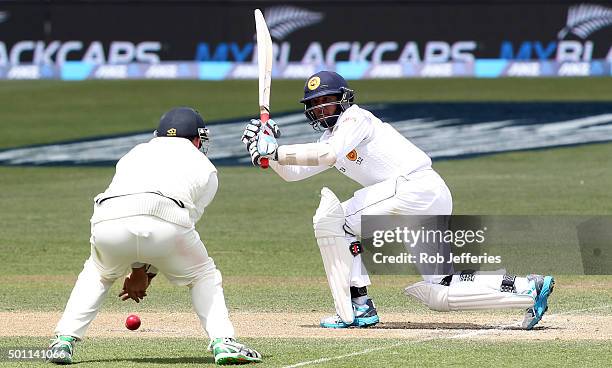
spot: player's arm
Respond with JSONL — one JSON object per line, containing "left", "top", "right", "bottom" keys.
{"left": 253, "top": 113, "right": 372, "bottom": 167}
{"left": 191, "top": 170, "right": 218, "bottom": 223}
{"left": 324, "top": 114, "right": 374, "bottom": 159}
{"left": 243, "top": 119, "right": 337, "bottom": 167}
{"left": 268, "top": 160, "right": 330, "bottom": 181}
{"left": 275, "top": 142, "right": 337, "bottom": 166}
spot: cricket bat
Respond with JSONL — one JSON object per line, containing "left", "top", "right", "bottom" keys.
{"left": 255, "top": 8, "right": 273, "bottom": 169}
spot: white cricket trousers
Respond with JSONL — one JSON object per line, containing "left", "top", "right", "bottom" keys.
{"left": 341, "top": 169, "right": 453, "bottom": 287}
{"left": 54, "top": 215, "right": 234, "bottom": 340}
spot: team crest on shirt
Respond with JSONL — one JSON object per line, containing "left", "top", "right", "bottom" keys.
{"left": 346, "top": 149, "right": 357, "bottom": 161}
{"left": 167, "top": 128, "right": 177, "bottom": 136}
{"left": 307, "top": 76, "right": 320, "bottom": 90}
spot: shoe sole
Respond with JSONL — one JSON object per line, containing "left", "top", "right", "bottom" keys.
{"left": 47, "top": 350, "right": 72, "bottom": 365}
{"left": 527, "top": 276, "right": 555, "bottom": 330}
{"left": 47, "top": 358, "right": 72, "bottom": 365}
{"left": 320, "top": 315, "right": 380, "bottom": 329}
{"left": 320, "top": 321, "right": 351, "bottom": 328}
{"left": 215, "top": 353, "right": 261, "bottom": 365}
{"left": 353, "top": 315, "right": 380, "bottom": 328}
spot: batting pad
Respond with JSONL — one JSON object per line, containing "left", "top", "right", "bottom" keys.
{"left": 314, "top": 188, "right": 354, "bottom": 323}
{"left": 405, "top": 281, "right": 534, "bottom": 312}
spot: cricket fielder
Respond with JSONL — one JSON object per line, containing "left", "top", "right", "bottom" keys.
{"left": 49, "top": 107, "right": 261, "bottom": 365}
{"left": 242, "top": 71, "right": 555, "bottom": 329}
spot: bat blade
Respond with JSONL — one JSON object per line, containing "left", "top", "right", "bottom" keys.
{"left": 254, "top": 8, "right": 273, "bottom": 168}
{"left": 255, "top": 8, "right": 272, "bottom": 118}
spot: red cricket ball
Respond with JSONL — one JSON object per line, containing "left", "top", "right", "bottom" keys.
{"left": 125, "top": 314, "right": 141, "bottom": 330}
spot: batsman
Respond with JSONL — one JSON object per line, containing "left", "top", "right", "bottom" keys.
{"left": 242, "top": 71, "right": 555, "bottom": 329}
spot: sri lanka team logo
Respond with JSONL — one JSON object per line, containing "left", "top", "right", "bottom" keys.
{"left": 307, "top": 76, "right": 320, "bottom": 90}
{"left": 346, "top": 149, "right": 357, "bottom": 161}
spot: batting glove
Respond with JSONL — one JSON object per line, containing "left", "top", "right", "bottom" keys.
{"left": 241, "top": 119, "right": 281, "bottom": 146}
{"left": 263, "top": 119, "right": 281, "bottom": 138}
{"left": 241, "top": 119, "right": 261, "bottom": 145}
{"left": 247, "top": 139, "right": 262, "bottom": 166}
{"left": 257, "top": 131, "right": 278, "bottom": 160}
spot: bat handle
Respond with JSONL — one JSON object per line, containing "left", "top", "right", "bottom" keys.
{"left": 259, "top": 112, "right": 270, "bottom": 169}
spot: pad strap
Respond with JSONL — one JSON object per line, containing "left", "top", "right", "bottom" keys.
{"left": 350, "top": 286, "right": 368, "bottom": 298}
{"left": 459, "top": 270, "right": 475, "bottom": 282}
{"left": 439, "top": 275, "right": 452, "bottom": 286}
{"left": 500, "top": 274, "right": 516, "bottom": 293}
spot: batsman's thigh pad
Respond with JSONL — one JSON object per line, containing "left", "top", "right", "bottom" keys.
{"left": 395, "top": 171, "right": 453, "bottom": 215}
{"left": 405, "top": 280, "right": 534, "bottom": 311}
{"left": 313, "top": 187, "right": 354, "bottom": 324}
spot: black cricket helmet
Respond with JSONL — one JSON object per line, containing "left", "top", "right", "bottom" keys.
{"left": 300, "top": 71, "right": 354, "bottom": 131}
{"left": 154, "top": 107, "right": 210, "bottom": 154}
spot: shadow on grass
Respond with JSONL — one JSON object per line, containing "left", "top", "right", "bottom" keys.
{"left": 300, "top": 322, "right": 553, "bottom": 330}
{"left": 76, "top": 356, "right": 215, "bottom": 364}
{"left": 375, "top": 322, "right": 553, "bottom": 330}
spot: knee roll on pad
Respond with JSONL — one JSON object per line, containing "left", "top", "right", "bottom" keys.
{"left": 404, "top": 281, "right": 450, "bottom": 312}
{"left": 313, "top": 187, "right": 346, "bottom": 238}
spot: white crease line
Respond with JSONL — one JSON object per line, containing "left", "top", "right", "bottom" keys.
{"left": 282, "top": 304, "right": 612, "bottom": 368}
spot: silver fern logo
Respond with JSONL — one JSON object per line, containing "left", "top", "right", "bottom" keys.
{"left": 263, "top": 6, "right": 324, "bottom": 40}
{"left": 0, "top": 11, "right": 9, "bottom": 24}
{"left": 558, "top": 4, "right": 612, "bottom": 39}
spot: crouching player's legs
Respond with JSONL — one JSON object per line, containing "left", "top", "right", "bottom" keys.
{"left": 146, "top": 218, "right": 261, "bottom": 365}
{"left": 314, "top": 187, "right": 379, "bottom": 329}
{"left": 49, "top": 219, "right": 137, "bottom": 364}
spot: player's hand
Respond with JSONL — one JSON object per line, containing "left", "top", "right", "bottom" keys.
{"left": 241, "top": 119, "right": 281, "bottom": 146}
{"left": 247, "top": 139, "right": 262, "bottom": 166}
{"left": 119, "top": 267, "right": 150, "bottom": 303}
{"left": 241, "top": 119, "right": 261, "bottom": 145}
{"left": 263, "top": 119, "right": 281, "bottom": 138}
{"left": 257, "top": 131, "right": 278, "bottom": 160}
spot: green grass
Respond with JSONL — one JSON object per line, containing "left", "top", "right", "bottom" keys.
{"left": 0, "top": 143, "right": 611, "bottom": 314}
{"left": 1, "top": 143, "right": 611, "bottom": 278}
{"left": 0, "top": 79, "right": 611, "bottom": 367}
{"left": 1, "top": 78, "right": 611, "bottom": 148}
{"left": 0, "top": 338, "right": 610, "bottom": 367}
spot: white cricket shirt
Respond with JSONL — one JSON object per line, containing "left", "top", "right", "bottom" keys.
{"left": 91, "top": 137, "right": 217, "bottom": 228}
{"left": 321, "top": 104, "right": 432, "bottom": 186}
{"left": 271, "top": 105, "right": 431, "bottom": 186}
